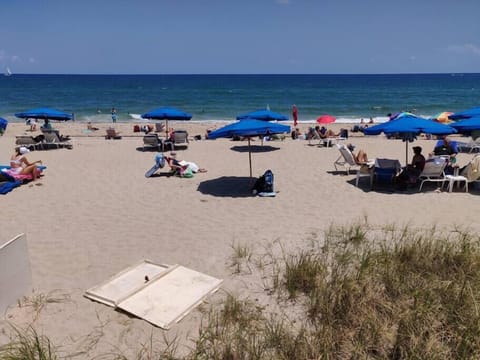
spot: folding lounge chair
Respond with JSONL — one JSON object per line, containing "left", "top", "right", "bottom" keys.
{"left": 418, "top": 157, "right": 448, "bottom": 191}
{"left": 173, "top": 130, "right": 189, "bottom": 147}
{"left": 446, "top": 154, "right": 480, "bottom": 192}
{"left": 167, "top": 130, "right": 189, "bottom": 151}
{"left": 334, "top": 144, "right": 374, "bottom": 187}
{"left": 105, "top": 127, "right": 122, "bottom": 140}
{"left": 42, "top": 131, "right": 73, "bottom": 149}
{"left": 15, "top": 135, "right": 38, "bottom": 147}
{"left": 143, "top": 134, "right": 164, "bottom": 152}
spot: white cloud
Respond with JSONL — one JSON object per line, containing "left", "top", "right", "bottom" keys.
{"left": 448, "top": 44, "right": 480, "bottom": 57}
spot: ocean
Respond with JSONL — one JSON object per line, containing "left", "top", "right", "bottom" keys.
{"left": 0, "top": 74, "right": 479, "bottom": 124}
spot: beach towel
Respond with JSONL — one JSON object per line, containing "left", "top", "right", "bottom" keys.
{"left": 0, "top": 171, "right": 22, "bottom": 194}
{"left": 1, "top": 166, "right": 44, "bottom": 182}
{"left": 0, "top": 180, "right": 22, "bottom": 194}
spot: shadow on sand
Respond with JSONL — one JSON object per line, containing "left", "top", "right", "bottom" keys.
{"left": 230, "top": 145, "right": 280, "bottom": 153}
{"left": 197, "top": 176, "right": 255, "bottom": 197}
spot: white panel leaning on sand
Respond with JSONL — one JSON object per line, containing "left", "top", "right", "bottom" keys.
{"left": 0, "top": 234, "right": 32, "bottom": 315}
{"left": 84, "top": 260, "right": 223, "bottom": 330}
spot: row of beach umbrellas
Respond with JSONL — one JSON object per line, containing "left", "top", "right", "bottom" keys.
{"left": 7, "top": 105, "right": 480, "bottom": 178}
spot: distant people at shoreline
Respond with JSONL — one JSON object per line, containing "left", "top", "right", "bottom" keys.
{"left": 111, "top": 108, "right": 117, "bottom": 123}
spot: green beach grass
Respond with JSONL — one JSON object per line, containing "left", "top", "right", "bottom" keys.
{"left": 3, "top": 221, "right": 480, "bottom": 359}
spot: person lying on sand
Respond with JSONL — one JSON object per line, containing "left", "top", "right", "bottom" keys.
{"left": 164, "top": 153, "right": 207, "bottom": 176}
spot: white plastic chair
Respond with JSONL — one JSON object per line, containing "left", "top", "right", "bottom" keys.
{"left": 418, "top": 157, "right": 448, "bottom": 191}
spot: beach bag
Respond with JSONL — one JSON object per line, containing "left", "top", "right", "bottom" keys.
{"left": 180, "top": 167, "right": 194, "bottom": 178}
{"left": 263, "top": 169, "right": 274, "bottom": 193}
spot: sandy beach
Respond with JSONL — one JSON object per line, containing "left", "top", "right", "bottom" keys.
{"left": 2, "top": 120, "right": 480, "bottom": 357}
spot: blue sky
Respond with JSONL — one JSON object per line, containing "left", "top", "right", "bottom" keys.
{"left": 1, "top": 0, "right": 479, "bottom": 74}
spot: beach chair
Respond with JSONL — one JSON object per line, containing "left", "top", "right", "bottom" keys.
{"left": 446, "top": 154, "right": 480, "bottom": 192}
{"left": 372, "top": 158, "right": 401, "bottom": 188}
{"left": 40, "top": 131, "right": 72, "bottom": 150}
{"left": 15, "top": 135, "right": 39, "bottom": 147}
{"left": 143, "top": 134, "right": 163, "bottom": 152}
{"left": 462, "top": 138, "right": 480, "bottom": 154}
{"left": 170, "top": 130, "right": 189, "bottom": 150}
{"left": 334, "top": 144, "right": 373, "bottom": 187}
{"left": 105, "top": 127, "right": 122, "bottom": 140}
{"left": 418, "top": 157, "right": 448, "bottom": 191}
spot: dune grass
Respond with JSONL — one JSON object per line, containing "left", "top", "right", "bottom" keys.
{"left": 3, "top": 222, "right": 480, "bottom": 359}
{"left": 0, "top": 326, "right": 57, "bottom": 360}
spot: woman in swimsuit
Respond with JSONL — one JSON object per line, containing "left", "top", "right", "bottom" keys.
{"left": 10, "top": 146, "right": 42, "bottom": 180}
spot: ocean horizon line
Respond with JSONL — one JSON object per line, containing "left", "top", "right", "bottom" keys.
{"left": 4, "top": 72, "right": 480, "bottom": 76}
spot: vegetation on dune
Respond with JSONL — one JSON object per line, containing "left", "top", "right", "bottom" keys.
{"left": 3, "top": 221, "right": 480, "bottom": 359}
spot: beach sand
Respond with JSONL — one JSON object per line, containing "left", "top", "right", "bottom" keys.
{"left": 1, "top": 121, "right": 480, "bottom": 357}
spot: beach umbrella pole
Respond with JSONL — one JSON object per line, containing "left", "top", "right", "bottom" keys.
{"left": 248, "top": 137, "right": 252, "bottom": 178}
{"left": 406, "top": 142, "right": 408, "bottom": 165}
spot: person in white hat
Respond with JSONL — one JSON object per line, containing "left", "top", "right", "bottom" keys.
{"left": 10, "top": 146, "right": 43, "bottom": 180}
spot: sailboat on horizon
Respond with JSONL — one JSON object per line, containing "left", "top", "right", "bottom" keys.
{"left": 4, "top": 67, "right": 12, "bottom": 76}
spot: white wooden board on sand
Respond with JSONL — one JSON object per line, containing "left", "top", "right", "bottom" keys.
{"left": 84, "top": 260, "right": 222, "bottom": 329}
{"left": 0, "top": 233, "right": 32, "bottom": 316}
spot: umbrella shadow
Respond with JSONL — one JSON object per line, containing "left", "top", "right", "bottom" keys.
{"left": 197, "top": 176, "right": 255, "bottom": 197}
{"left": 230, "top": 145, "right": 280, "bottom": 153}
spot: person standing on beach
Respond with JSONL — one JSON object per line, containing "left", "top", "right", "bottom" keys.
{"left": 292, "top": 104, "right": 298, "bottom": 128}
{"left": 111, "top": 108, "right": 117, "bottom": 123}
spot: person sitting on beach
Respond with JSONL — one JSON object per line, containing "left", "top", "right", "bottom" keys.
{"left": 431, "top": 136, "right": 457, "bottom": 158}
{"left": 41, "top": 119, "right": 53, "bottom": 130}
{"left": 41, "top": 119, "right": 71, "bottom": 141}
{"left": 430, "top": 137, "right": 457, "bottom": 175}
{"left": 27, "top": 118, "right": 37, "bottom": 131}
{"left": 10, "top": 146, "right": 42, "bottom": 181}
{"left": 87, "top": 122, "right": 99, "bottom": 131}
{"left": 347, "top": 144, "right": 369, "bottom": 164}
{"left": 318, "top": 126, "right": 341, "bottom": 139}
{"left": 164, "top": 153, "right": 207, "bottom": 176}
{"left": 395, "top": 146, "right": 426, "bottom": 190}
{"left": 291, "top": 128, "right": 301, "bottom": 140}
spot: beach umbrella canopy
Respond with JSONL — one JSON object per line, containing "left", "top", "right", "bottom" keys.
{"left": 316, "top": 114, "right": 336, "bottom": 124}
{"left": 364, "top": 115, "right": 457, "bottom": 163}
{"left": 236, "top": 109, "right": 288, "bottom": 121}
{"left": 433, "top": 111, "right": 454, "bottom": 123}
{"left": 15, "top": 107, "right": 73, "bottom": 121}
{"left": 0, "top": 117, "right": 8, "bottom": 131}
{"left": 449, "top": 106, "right": 480, "bottom": 121}
{"left": 207, "top": 119, "right": 290, "bottom": 177}
{"left": 141, "top": 107, "right": 192, "bottom": 137}
{"left": 448, "top": 107, "right": 480, "bottom": 120}
{"left": 390, "top": 111, "right": 415, "bottom": 120}
{"left": 450, "top": 116, "right": 480, "bottom": 132}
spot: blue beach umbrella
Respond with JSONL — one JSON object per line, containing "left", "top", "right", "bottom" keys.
{"left": 0, "top": 117, "right": 8, "bottom": 132}
{"left": 449, "top": 106, "right": 480, "bottom": 121}
{"left": 208, "top": 119, "right": 290, "bottom": 177}
{"left": 141, "top": 107, "right": 192, "bottom": 137}
{"left": 450, "top": 116, "right": 480, "bottom": 132}
{"left": 364, "top": 115, "right": 457, "bottom": 163}
{"left": 15, "top": 107, "right": 73, "bottom": 121}
{"left": 236, "top": 109, "right": 289, "bottom": 121}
